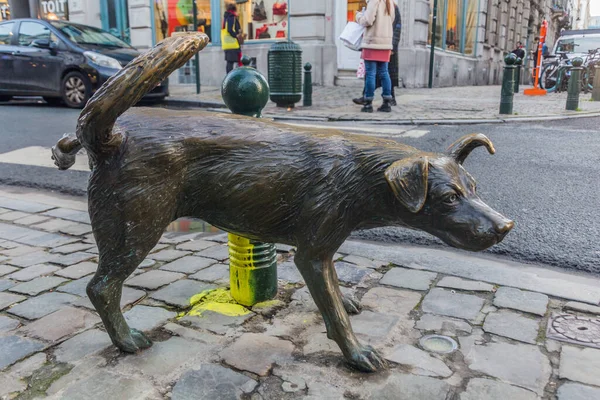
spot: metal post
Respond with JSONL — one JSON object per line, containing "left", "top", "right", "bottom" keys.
{"left": 566, "top": 57, "right": 584, "bottom": 111}
{"left": 592, "top": 65, "right": 600, "bottom": 101}
{"left": 500, "top": 54, "right": 517, "bottom": 115}
{"left": 514, "top": 58, "right": 522, "bottom": 94}
{"left": 303, "top": 62, "right": 312, "bottom": 107}
{"left": 192, "top": 0, "right": 201, "bottom": 95}
{"left": 221, "top": 63, "right": 277, "bottom": 306}
{"left": 428, "top": 0, "right": 438, "bottom": 89}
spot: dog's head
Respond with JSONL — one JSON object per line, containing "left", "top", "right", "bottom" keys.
{"left": 385, "top": 133, "right": 513, "bottom": 251}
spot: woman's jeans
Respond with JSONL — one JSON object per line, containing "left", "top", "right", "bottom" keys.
{"left": 364, "top": 60, "right": 392, "bottom": 101}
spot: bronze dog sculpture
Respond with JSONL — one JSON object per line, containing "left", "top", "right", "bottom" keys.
{"left": 51, "top": 33, "right": 513, "bottom": 372}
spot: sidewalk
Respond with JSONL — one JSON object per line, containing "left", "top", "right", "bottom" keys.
{"left": 167, "top": 84, "right": 600, "bottom": 124}
{"left": 1, "top": 185, "right": 600, "bottom": 399}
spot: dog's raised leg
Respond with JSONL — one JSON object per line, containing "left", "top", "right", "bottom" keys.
{"left": 294, "top": 249, "right": 387, "bottom": 372}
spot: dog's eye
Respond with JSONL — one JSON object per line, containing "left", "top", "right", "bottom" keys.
{"left": 444, "top": 194, "right": 458, "bottom": 204}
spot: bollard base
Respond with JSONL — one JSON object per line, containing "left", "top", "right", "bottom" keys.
{"left": 524, "top": 88, "right": 547, "bottom": 96}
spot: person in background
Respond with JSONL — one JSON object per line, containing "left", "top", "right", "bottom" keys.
{"left": 355, "top": 0, "right": 394, "bottom": 113}
{"left": 353, "top": 1, "right": 401, "bottom": 107}
{"left": 223, "top": 3, "right": 242, "bottom": 74}
{"left": 512, "top": 41, "right": 525, "bottom": 60}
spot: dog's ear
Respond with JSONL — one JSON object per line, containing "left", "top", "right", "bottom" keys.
{"left": 385, "top": 157, "right": 429, "bottom": 213}
{"left": 447, "top": 133, "right": 495, "bottom": 164}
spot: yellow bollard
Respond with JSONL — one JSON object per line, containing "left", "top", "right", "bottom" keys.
{"left": 228, "top": 234, "right": 277, "bottom": 307}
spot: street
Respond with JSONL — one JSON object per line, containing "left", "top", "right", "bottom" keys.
{"left": 1, "top": 102, "right": 599, "bottom": 275}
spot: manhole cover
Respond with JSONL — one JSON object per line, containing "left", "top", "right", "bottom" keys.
{"left": 419, "top": 335, "right": 458, "bottom": 354}
{"left": 547, "top": 314, "right": 600, "bottom": 348}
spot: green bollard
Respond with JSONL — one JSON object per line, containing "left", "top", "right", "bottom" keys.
{"left": 592, "top": 65, "right": 600, "bottom": 102}
{"left": 499, "top": 53, "right": 517, "bottom": 115}
{"left": 303, "top": 62, "right": 313, "bottom": 107}
{"left": 220, "top": 56, "right": 278, "bottom": 306}
{"left": 566, "top": 57, "right": 584, "bottom": 111}
{"left": 514, "top": 57, "right": 522, "bottom": 94}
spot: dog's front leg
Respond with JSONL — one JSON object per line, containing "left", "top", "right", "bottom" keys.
{"left": 294, "top": 249, "right": 387, "bottom": 372}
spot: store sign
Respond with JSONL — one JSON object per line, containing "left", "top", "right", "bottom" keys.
{"left": 39, "top": 0, "right": 69, "bottom": 20}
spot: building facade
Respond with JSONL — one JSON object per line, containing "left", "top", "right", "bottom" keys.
{"left": 5, "top": 0, "right": 571, "bottom": 88}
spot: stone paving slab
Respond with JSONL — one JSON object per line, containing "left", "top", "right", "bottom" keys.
{"left": 42, "top": 208, "right": 91, "bottom": 224}
{"left": 0, "top": 197, "right": 55, "bottom": 213}
{"left": 175, "top": 239, "right": 218, "bottom": 252}
{"left": 0, "top": 264, "right": 18, "bottom": 277}
{"left": 150, "top": 279, "right": 215, "bottom": 308}
{"left": 415, "top": 314, "right": 472, "bottom": 335}
{"left": 54, "top": 329, "right": 112, "bottom": 363}
{"left": 52, "top": 370, "right": 161, "bottom": 400}
{"left": 172, "top": 364, "right": 257, "bottom": 400}
{"left": 159, "top": 255, "right": 216, "bottom": 274}
{"left": 422, "top": 288, "right": 485, "bottom": 321}
{"left": 0, "top": 315, "right": 20, "bottom": 332}
{"left": 14, "top": 214, "right": 51, "bottom": 226}
{"left": 19, "top": 306, "right": 100, "bottom": 343}
{"left": 74, "top": 286, "right": 146, "bottom": 310}
{"left": 8, "top": 292, "right": 79, "bottom": 320}
{"left": 54, "top": 261, "right": 97, "bottom": 279}
{"left": 6, "top": 273, "right": 67, "bottom": 296}
{"left": 483, "top": 310, "right": 540, "bottom": 344}
{"left": 220, "top": 333, "right": 294, "bottom": 376}
{"left": 125, "top": 270, "right": 185, "bottom": 290}
{"left": 0, "top": 335, "right": 45, "bottom": 369}
{"left": 148, "top": 249, "right": 192, "bottom": 262}
{"left": 436, "top": 276, "right": 495, "bottom": 292}
{"left": 123, "top": 305, "right": 177, "bottom": 332}
{"left": 56, "top": 276, "right": 91, "bottom": 297}
{"left": 494, "top": 287, "right": 549, "bottom": 316}
{"left": 195, "top": 244, "right": 230, "bottom": 261}
{"left": 557, "top": 382, "right": 600, "bottom": 400}
{"left": 559, "top": 346, "right": 600, "bottom": 387}
{"left": 460, "top": 378, "right": 539, "bottom": 400}
{"left": 8, "top": 263, "right": 61, "bottom": 281}
{"left": 380, "top": 267, "right": 437, "bottom": 291}
{"left": 0, "top": 211, "right": 31, "bottom": 222}
{"left": 0, "top": 278, "right": 15, "bottom": 291}
{"left": 563, "top": 301, "right": 600, "bottom": 316}
{"left": 333, "top": 261, "right": 371, "bottom": 285}
{"left": 385, "top": 344, "right": 452, "bottom": 377}
{"left": 180, "top": 310, "right": 254, "bottom": 335}
{"left": 49, "top": 242, "right": 95, "bottom": 254}
{"left": 6, "top": 251, "right": 59, "bottom": 267}
{"left": 277, "top": 261, "right": 304, "bottom": 284}
{"left": 0, "top": 291, "right": 26, "bottom": 309}
{"left": 189, "top": 263, "right": 229, "bottom": 284}
{"left": 51, "top": 251, "right": 96, "bottom": 266}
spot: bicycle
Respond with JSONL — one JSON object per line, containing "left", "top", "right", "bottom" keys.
{"left": 581, "top": 48, "right": 600, "bottom": 92}
{"left": 540, "top": 52, "right": 578, "bottom": 93}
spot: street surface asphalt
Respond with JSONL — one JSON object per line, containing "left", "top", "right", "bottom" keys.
{"left": 0, "top": 100, "right": 599, "bottom": 275}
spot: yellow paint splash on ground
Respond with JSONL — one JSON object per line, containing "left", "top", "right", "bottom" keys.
{"left": 180, "top": 288, "right": 252, "bottom": 318}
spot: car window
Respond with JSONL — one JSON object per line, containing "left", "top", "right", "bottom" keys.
{"left": 18, "top": 21, "right": 53, "bottom": 46}
{"left": 555, "top": 36, "right": 600, "bottom": 54}
{"left": 0, "top": 21, "right": 14, "bottom": 45}
{"left": 50, "top": 21, "right": 132, "bottom": 48}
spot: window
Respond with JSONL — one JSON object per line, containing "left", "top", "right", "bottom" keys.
{"left": 221, "top": 0, "right": 289, "bottom": 41}
{"left": 18, "top": 22, "right": 51, "bottom": 46}
{"left": 0, "top": 21, "right": 13, "bottom": 45}
{"left": 155, "top": 0, "right": 212, "bottom": 43}
{"left": 51, "top": 21, "right": 130, "bottom": 48}
{"left": 428, "top": 0, "right": 478, "bottom": 54}
{"left": 0, "top": 0, "right": 10, "bottom": 21}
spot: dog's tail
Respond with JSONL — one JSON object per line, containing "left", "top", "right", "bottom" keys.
{"left": 52, "top": 33, "right": 209, "bottom": 170}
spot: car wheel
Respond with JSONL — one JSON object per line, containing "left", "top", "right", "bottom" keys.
{"left": 0, "top": 95, "right": 12, "bottom": 102}
{"left": 43, "top": 97, "right": 63, "bottom": 106}
{"left": 61, "top": 71, "right": 91, "bottom": 109}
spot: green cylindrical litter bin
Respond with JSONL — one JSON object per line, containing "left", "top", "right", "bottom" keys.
{"left": 268, "top": 41, "right": 302, "bottom": 108}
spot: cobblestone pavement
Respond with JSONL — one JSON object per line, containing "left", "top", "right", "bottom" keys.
{"left": 168, "top": 84, "right": 600, "bottom": 123}
{"left": 1, "top": 187, "right": 600, "bottom": 399}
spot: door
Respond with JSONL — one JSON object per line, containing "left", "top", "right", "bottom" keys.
{"left": 101, "top": 0, "right": 130, "bottom": 43}
{"left": 13, "top": 21, "right": 63, "bottom": 94}
{"left": 0, "top": 21, "right": 17, "bottom": 91}
{"left": 336, "top": 0, "right": 365, "bottom": 70}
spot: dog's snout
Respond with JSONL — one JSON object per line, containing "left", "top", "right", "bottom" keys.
{"left": 495, "top": 219, "right": 514, "bottom": 235}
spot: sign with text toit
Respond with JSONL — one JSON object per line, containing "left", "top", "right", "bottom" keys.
{"left": 39, "top": 0, "right": 69, "bottom": 20}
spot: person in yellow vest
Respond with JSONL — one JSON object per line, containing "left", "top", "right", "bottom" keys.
{"left": 222, "top": 3, "right": 242, "bottom": 74}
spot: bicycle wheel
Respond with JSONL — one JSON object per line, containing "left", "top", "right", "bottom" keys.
{"left": 541, "top": 65, "right": 558, "bottom": 92}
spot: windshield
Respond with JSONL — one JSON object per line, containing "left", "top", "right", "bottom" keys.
{"left": 50, "top": 21, "right": 132, "bottom": 48}
{"left": 555, "top": 36, "right": 600, "bottom": 54}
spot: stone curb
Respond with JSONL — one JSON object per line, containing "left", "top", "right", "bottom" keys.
{"left": 163, "top": 97, "right": 600, "bottom": 125}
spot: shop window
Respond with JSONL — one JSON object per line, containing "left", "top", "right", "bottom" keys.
{"left": 428, "top": 0, "right": 446, "bottom": 47}
{"left": 428, "top": 0, "right": 478, "bottom": 55}
{"left": 39, "top": 0, "right": 69, "bottom": 20}
{"left": 220, "top": 0, "right": 289, "bottom": 41}
{"left": 155, "top": 0, "right": 212, "bottom": 43}
{"left": 0, "top": 0, "right": 10, "bottom": 21}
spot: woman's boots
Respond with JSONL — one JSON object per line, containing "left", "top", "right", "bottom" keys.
{"left": 361, "top": 100, "right": 373, "bottom": 113}
{"left": 377, "top": 99, "right": 392, "bottom": 112}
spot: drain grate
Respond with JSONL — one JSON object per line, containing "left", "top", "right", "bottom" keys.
{"left": 547, "top": 314, "right": 600, "bottom": 348}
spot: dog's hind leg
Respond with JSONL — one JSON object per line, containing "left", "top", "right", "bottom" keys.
{"left": 294, "top": 249, "right": 387, "bottom": 372}
{"left": 86, "top": 190, "right": 175, "bottom": 353}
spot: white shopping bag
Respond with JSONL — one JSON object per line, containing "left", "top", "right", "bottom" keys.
{"left": 339, "top": 21, "right": 365, "bottom": 51}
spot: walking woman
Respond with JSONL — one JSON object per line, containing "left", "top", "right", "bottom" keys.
{"left": 223, "top": 3, "right": 242, "bottom": 74}
{"left": 356, "top": 0, "right": 394, "bottom": 113}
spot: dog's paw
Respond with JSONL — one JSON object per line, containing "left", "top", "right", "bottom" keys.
{"left": 116, "top": 328, "right": 153, "bottom": 353}
{"left": 347, "top": 345, "right": 388, "bottom": 372}
{"left": 342, "top": 292, "right": 361, "bottom": 315}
